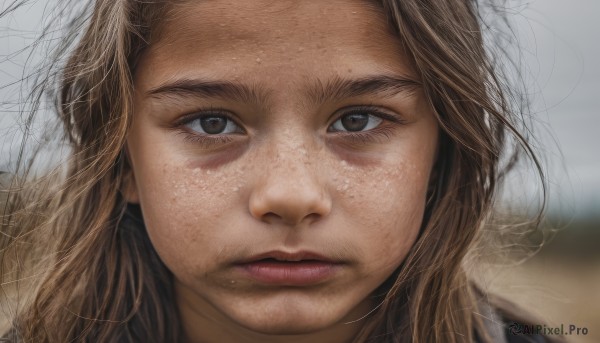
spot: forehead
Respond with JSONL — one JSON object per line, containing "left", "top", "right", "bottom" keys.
{"left": 157, "top": 0, "right": 388, "bottom": 39}
{"left": 137, "top": 0, "right": 416, "bottom": 91}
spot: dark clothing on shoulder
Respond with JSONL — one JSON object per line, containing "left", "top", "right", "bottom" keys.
{"left": 476, "top": 292, "right": 566, "bottom": 343}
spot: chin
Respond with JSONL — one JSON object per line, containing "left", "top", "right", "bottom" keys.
{"left": 238, "top": 316, "right": 330, "bottom": 335}
{"left": 225, "top": 297, "right": 341, "bottom": 335}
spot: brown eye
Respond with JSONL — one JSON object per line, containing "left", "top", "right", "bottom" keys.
{"left": 200, "top": 116, "right": 228, "bottom": 134}
{"left": 341, "top": 113, "right": 369, "bottom": 131}
{"left": 330, "top": 112, "right": 383, "bottom": 132}
{"left": 185, "top": 115, "right": 241, "bottom": 135}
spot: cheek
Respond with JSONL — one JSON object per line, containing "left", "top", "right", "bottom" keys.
{"left": 337, "top": 159, "right": 429, "bottom": 271}
{"left": 134, "top": 162, "right": 245, "bottom": 273}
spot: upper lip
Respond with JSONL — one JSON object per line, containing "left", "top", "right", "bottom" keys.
{"left": 236, "top": 250, "right": 338, "bottom": 264}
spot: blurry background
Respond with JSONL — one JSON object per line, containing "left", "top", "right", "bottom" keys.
{"left": 1, "top": 0, "right": 599, "bottom": 341}
{"left": 480, "top": 1, "right": 600, "bottom": 342}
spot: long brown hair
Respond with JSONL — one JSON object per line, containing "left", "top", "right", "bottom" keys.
{"left": 1, "top": 0, "right": 544, "bottom": 342}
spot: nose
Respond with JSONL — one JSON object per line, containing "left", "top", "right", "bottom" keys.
{"left": 249, "top": 147, "right": 332, "bottom": 227}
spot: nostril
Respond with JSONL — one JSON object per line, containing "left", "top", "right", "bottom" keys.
{"left": 262, "top": 212, "right": 282, "bottom": 224}
{"left": 301, "top": 213, "right": 322, "bottom": 225}
{"left": 259, "top": 211, "right": 322, "bottom": 226}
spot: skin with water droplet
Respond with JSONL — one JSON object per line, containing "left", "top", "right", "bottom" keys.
{"left": 127, "top": 1, "right": 439, "bottom": 342}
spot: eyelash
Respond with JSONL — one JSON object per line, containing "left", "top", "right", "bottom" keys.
{"left": 328, "top": 106, "right": 404, "bottom": 145}
{"left": 174, "top": 106, "right": 404, "bottom": 148}
{"left": 174, "top": 108, "right": 241, "bottom": 148}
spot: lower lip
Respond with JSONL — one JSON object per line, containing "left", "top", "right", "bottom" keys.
{"left": 236, "top": 260, "right": 341, "bottom": 286}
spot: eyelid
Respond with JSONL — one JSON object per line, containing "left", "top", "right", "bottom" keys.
{"left": 171, "top": 105, "right": 405, "bottom": 148}
{"left": 174, "top": 108, "right": 246, "bottom": 133}
{"left": 327, "top": 105, "right": 406, "bottom": 131}
{"left": 172, "top": 109, "right": 245, "bottom": 149}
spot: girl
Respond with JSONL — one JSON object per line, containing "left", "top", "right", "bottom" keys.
{"left": 0, "top": 0, "right": 559, "bottom": 342}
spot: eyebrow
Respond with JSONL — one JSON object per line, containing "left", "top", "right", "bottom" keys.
{"left": 147, "top": 79, "right": 269, "bottom": 105}
{"left": 146, "top": 74, "right": 421, "bottom": 105}
{"left": 306, "top": 74, "right": 421, "bottom": 104}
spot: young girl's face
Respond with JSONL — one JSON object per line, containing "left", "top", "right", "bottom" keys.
{"left": 127, "top": 0, "right": 438, "bottom": 340}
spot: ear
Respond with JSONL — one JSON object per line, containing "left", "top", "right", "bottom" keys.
{"left": 120, "top": 148, "right": 140, "bottom": 204}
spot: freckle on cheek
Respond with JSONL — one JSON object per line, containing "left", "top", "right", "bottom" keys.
{"left": 165, "top": 161, "right": 250, "bottom": 205}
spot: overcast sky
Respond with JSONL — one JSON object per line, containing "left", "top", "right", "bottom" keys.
{"left": 1, "top": 0, "right": 599, "bottom": 218}
{"left": 507, "top": 0, "right": 600, "bottom": 217}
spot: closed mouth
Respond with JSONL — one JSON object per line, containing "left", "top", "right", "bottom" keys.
{"left": 233, "top": 250, "right": 343, "bottom": 286}
{"left": 236, "top": 250, "right": 339, "bottom": 264}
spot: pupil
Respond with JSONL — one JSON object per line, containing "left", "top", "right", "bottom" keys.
{"left": 341, "top": 113, "right": 369, "bottom": 131}
{"left": 200, "top": 117, "right": 227, "bottom": 134}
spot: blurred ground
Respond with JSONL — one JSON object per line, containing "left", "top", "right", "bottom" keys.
{"left": 482, "top": 217, "right": 600, "bottom": 343}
